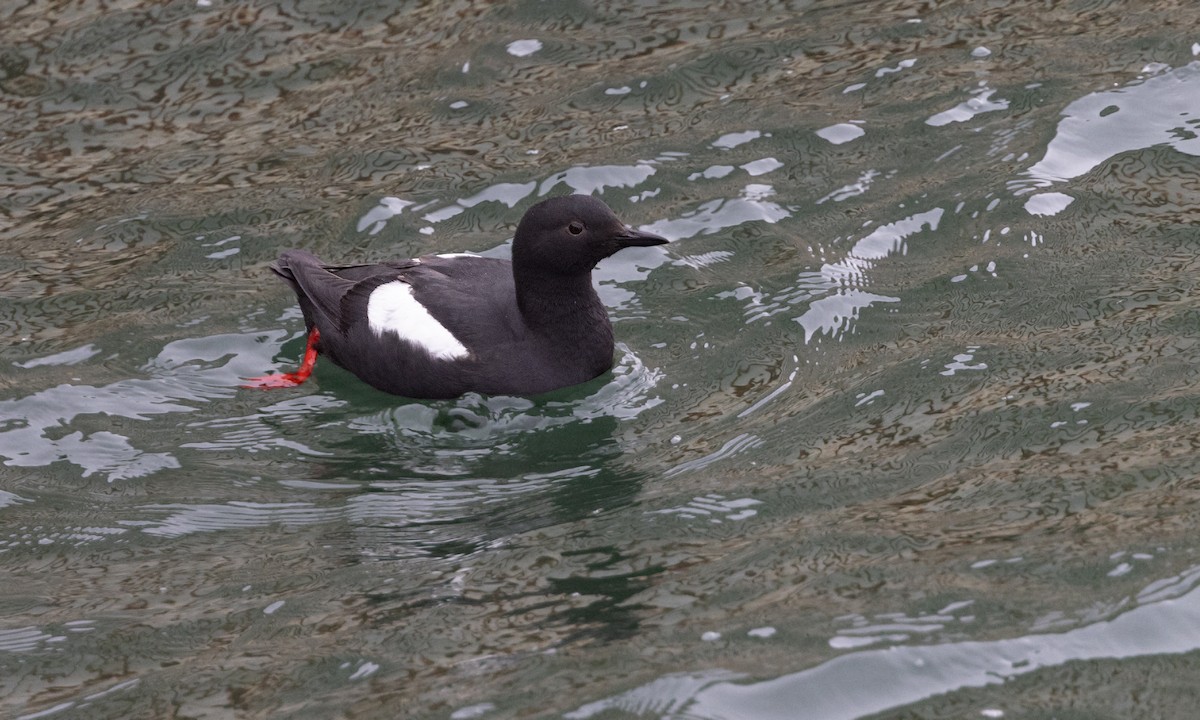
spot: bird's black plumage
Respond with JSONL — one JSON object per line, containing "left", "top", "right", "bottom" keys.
{"left": 263, "top": 194, "right": 668, "bottom": 399}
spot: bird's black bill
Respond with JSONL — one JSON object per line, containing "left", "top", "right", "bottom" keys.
{"left": 616, "top": 227, "right": 669, "bottom": 247}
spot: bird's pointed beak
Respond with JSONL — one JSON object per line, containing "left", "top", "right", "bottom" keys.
{"left": 616, "top": 225, "right": 669, "bottom": 247}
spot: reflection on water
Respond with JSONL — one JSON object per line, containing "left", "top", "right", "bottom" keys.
{"left": 1016, "top": 61, "right": 1200, "bottom": 191}
{"left": 570, "top": 563, "right": 1200, "bottom": 720}
{"left": 4, "top": 0, "right": 1200, "bottom": 718}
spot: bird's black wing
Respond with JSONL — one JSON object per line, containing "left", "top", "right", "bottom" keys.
{"left": 274, "top": 250, "right": 406, "bottom": 335}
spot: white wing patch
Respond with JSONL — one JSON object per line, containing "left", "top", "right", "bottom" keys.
{"left": 366, "top": 281, "right": 470, "bottom": 360}
{"left": 435, "top": 252, "right": 480, "bottom": 259}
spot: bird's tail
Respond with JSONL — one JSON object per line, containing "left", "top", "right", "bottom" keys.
{"left": 269, "top": 249, "right": 328, "bottom": 333}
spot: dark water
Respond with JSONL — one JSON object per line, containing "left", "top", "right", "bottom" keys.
{"left": 3, "top": 0, "right": 1200, "bottom": 717}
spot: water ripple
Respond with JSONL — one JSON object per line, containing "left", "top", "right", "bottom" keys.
{"left": 569, "top": 564, "right": 1200, "bottom": 719}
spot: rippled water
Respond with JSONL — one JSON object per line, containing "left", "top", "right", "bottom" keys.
{"left": 3, "top": 0, "right": 1200, "bottom": 717}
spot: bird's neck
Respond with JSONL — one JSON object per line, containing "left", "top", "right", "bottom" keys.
{"left": 514, "top": 268, "right": 610, "bottom": 335}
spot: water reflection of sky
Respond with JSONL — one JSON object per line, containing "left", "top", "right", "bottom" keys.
{"left": 1016, "top": 61, "right": 1200, "bottom": 190}
{"left": 569, "top": 562, "right": 1200, "bottom": 720}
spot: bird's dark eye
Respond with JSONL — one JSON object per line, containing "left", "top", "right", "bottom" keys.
{"left": 567, "top": 221, "right": 584, "bottom": 235}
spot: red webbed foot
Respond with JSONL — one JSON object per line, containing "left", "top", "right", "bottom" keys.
{"left": 241, "top": 328, "right": 321, "bottom": 390}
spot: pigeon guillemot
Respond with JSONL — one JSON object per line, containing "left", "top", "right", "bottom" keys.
{"left": 243, "top": 194, "right": 668, "bottom": 399}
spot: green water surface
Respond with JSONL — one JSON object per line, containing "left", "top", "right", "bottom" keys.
{"left": 3, "top": 0, "right": 1200, "bottom": 718}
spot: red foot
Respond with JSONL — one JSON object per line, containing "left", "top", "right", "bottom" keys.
{"left": 242, "top": 328, "right": 321, "bottom": 389}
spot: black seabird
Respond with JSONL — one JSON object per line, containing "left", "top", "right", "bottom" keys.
{"left": 244, "top": 194, "right": 668, "bottom": 399}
